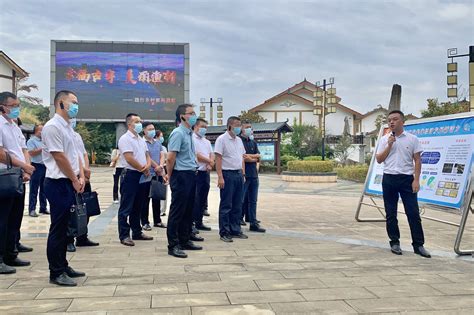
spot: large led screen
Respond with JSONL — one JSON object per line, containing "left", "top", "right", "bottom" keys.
{"left": 53, "top": 42, "right": 187, "bottom": 121}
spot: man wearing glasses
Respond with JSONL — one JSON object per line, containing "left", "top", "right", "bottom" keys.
{"left": 165, "top": 104, "right": 202, "bottom": 258}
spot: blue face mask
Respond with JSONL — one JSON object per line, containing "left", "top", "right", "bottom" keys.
{"left": 249, "top": 135, "right": 255, "bottom": 141}
{"left": 233, "top": 127, "right": 241, "bottom": 135}
{"left": 147, "top": 130, "right": 156, "bottom": 138}
{"left": 7, "top": 107, "right": 20, "bottom": 120}
{"left": 198, "top": 128, "right": 207, "bottom": 137}
{"left": 70, "top": 118, "right": 77, "bottom": 129}
{"left": 244, "top": 128, "right": 252, "bottom": 137}
{"left": 67, "top": 103, "right": 79, "bottom": 118}
{"left": 134, "top": 123, "right": 143, "bottom": 134}
{"left": 159, "top": 136, "right": 164, "bottom": 144}
{"left": 188, "top": 115, "right": 198, "bottom": 127}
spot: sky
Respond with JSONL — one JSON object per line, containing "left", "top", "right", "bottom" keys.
{"left": 1, "top": 0, "right": 473, "bottom": 117}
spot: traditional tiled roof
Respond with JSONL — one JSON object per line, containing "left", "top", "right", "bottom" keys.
{"left": 205, "top": 121, "right": 293, "bottom": 135}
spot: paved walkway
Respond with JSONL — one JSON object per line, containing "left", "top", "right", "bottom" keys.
{"left": 2, "top": 167, "right": 473, "bottom": 314}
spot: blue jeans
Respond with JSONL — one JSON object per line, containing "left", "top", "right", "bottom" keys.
{"left": 219, "top": 170, "right": 244, "bottom": 237}
{"left": 29, "top": 163, "right": 47, "bottom": 212}
{"left": 242, "top": 177, "right": 259, "bottom": 225}
{"left": 117, "top": 170, "right": 146, "bottom": 240}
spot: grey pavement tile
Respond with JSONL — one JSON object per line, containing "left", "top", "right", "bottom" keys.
{"left": 0, "top": 299, "right": 73, "bottom": 313}
{"left": 211, "top": 256, "right": 269, "bottom": 263}
{"left": 188, "top": 280, "right": 258, "bottom": 293}
{"left": 235, "top": 249, "right": 289, "bottom": 256}
{"left": 298, "top": 287, "right": 376, "bottom": 301}
{"left": 151, "top": 293, "right": 229, "bottom": 308}
{"left": 219, "top": 271, "right": 284, "bottom": 281}
{"left": 346, "top": 297, "right": 433, "bottom": 313}
{"left": 317, "top": 276, "right": 391, "bottom": 288}
{"left": 397, "top": 266, "right": 461, "bottom": 275}
{"left": 438, "top": 273, "right": 474, "bottom": 283}
{"left": 185, "top": 263, "right": 246, "bottom": 273}
{"left": 399, "top": 310, "right": 472, "bottom": 315}
{"left": 429, "top": 283, "right": 474, "bottom": 295}
{"left": 300, "top": 261, "right": 359, "bottom": 270}
{"left": 265, "top": 255, "right": 322, "bottom": 263}
{"left": 227, "top": 290, "right": 305, "bottom": 304}
{"left": 68, "top": 296, "right": 151, "bottom": 312}
{"left": 122, "top": 265, "right": 185, "bottom": 276}
{"left": 37, "top": 285, "right": 116, "bottom": 299}
{"left": 114, "top": 283, "right": 188, "bottom": 296}
{"left": 36, "top": 312, "right": 107, "bottom": 315}
{"left": 107, "top": 307, "right": 191, "bottom": 314}
{"left": 365, "top": 284, "right": 444, "bottom": 298}
{"left": 192, "top": 304, "right": 274, "bottom": 315}
{"left": 270, "top": 301, "right": 357, "bottom": 314}
{"left": 191, "top": 250, "right": 237, "bottom": 257}
{"left": 0, "top": 288, "right": 42, "bottom": 300}
{"left": 0, "top": 279, "right": 15, "bottom": 289}
{"left": 154, "top": 272, "right": 220, "bottom": 284}
{"left": 75, "top": 267, "right": 123, "bottom": 277}
{"left": 11, "top": 276, "right": 87, "bottom": 288}
{"left": 256, "top": 278, "right": 326, "bottom": 290}
{"left": 281, "top": 270, "right": 345, "bottom": 279}
{"left": 84, "top": 275, "right": 153, "bottom": 286}
{"left": 342, "top": 268, "right": 404, "bottom": 277}
{"left": 381, "top": 274, "right": 454, "bottom": 286}
{"left": 244, "top": 263, "right": 304, "bottom": 271}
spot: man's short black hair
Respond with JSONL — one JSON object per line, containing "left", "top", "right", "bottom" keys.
{"left": 388, "top": 110, "right": 405, "bottom": 119}
{"left": 193, "top": 117, "right": 208, "bottom": 130}
{"left": 175, "top": 103, "right": 194, "bottom": 125}
{"left": 242, "top": 120, "right": 252, "bottom": 126}
{"left": 227, "top": 116, "right": 241, "bottom": 127}
{"left": 142, "top": 121, "right": 154, "bottom": 129}
{"left": 126, "top": 113, "right": 138, "bottom": 124}
{"left": 53, "top": 90, "right": 76, "bottom": 106}
{"left": 0, "top": 92, "right": 17, "bottom": 105}
{"left": 33, "top": 124, "right": 43, "bottom": 134}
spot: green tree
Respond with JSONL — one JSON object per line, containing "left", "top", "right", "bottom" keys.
{"left": 421, "top": 98, "right": 469, "bottom": 118}
{"left": 374, "top": 114, "right": 386, "bottom": 131}
{"left": 19, "top": 100, "right": 50, "bottom": 124}
{"left": 282, "top": 123, "right": 326, "bottom": 159}
{"left": 238, "top": 110, "right": 266, "bottom": 123}
{"left": 16, "top": 77, "right": 43, "bottom": 105}
{"left": 333, "top": 134, "right": 354, "bottom": 165}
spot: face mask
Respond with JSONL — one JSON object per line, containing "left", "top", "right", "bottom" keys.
{"left": 134, "top": 123, "right": 143, "bottom": 134}
{"left": 188, "top": 115, "right": 198, "bottom": 127}
{"left": 67, "top": 102, "right": 79, "bottom": 118}
{"left": 147, "top": 130, "right": 156, "bottom": 138}
{"left": 7, "top": 107, "right": 20, "bottom": 120}
{"left": 233, "top": 127, "right": 241, "bottom": 135}
{"left": 249, "top": 135, "right": 254, "bottom": 141}
{"left": 244, "top": 128, "right": 252, "bottom": 137}
{"left": 198, "top": 128, "right": 207, "bottom": 137}
{"left": 70, "top": 118, "right": 77, "bottom": 129}
{"left": 159, "top": 136, "right": 164, "bottom": 144}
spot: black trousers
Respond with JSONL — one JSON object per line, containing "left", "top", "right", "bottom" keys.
{"left": 0, "top": 188, "right": 25, "bottom": 263}
{"left": 382, "top": 174, "right": 425, "bottom": 248}
{"left": 113, "top": 167, "right": 123, "bottom": 201}
{"left": 141, "top": 176, "right": 164, "bottom": 225}
{"left": 166, "top": 170, "right": 196, "bottom": 249}
{"left": 117, "top": 170, "right": 146, "bottom": 240}
{"left": 44, "top": 178, "right": 75, "bottom": 279}
{"left": 29, "top": 163, "right": 47, "bottom": 213}
{"left": 218, "top": 170, "right": 244, "bottom": 237}
{"left": 193, "top": 171, "right": 210, "bottom": 225}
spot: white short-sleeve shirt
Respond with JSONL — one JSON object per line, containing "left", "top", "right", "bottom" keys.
{"left": 73, "top": 131, "right": 87, "bottom": 167}
{"left": 214, "top": 131, "right": 246, "bottom": 170}
{"left": 42, "top": 114, "right": 80, "bottom": 179}
{"left": 193, "top": 133, "right": 213, "bottom": 171}
{"left": 0, "top": 115, "right": 27, "bottom": 169}
{"left": 376, "top": 131, "right": 422, "bottom": 175}
{"left": 118, "top": 130, "right": 148, "bottom": 171}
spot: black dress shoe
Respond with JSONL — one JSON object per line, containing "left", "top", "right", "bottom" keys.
{"left": 249, "top": 224, "right": 266, "bottom": 233}
{"left": 132, "top": 233, "right": 153, "bottom": 241}
{"left": 5, "top": 257, "right": 31, "bottom": 267}
{"left": 66, "top": 266, "right": 86, "bottom": 278}
{"left": 168, "top": 246, "right": 187, "bottom": 258}
{"left": 220, "top": 235, "right": 233, "bottom": 243}
{"left": 203, "top": 210, "right": 210, "bottom": 216}
{"left": 192, "top": 225, "right": 200, "bottom": 235}
{"left": 390, "top": 244, "right": 402, "bottom": 255}
{"left": 0, "top": 263, "right": 16, "bottom": 274}
{"left": 190, "top": 234, "right": 204, "bottom": 242}
{"left": 76, "top": 238, "right": 100, "bottom": 247}
{"left": 414, "top": 246, "right": 431, "bottom": 258}
{"left": 17, "top": 243, "right": 33, "bottom": 252}
{"left": 231, "top": 232, "right": 249, "bottom": 239}
{"left": 29, "top": 211, "right": 38, "bottom": 217}
{"left": 180, "top": 241, "right": 203, "bottom": 250}
{"left": 67, "top": 243, "right": 76, "bottom": 252}
{"left": 195, "top": 224, "right": 211, "bottom": 231}
{"left": 240, "top": 220, "right": 246, "bottom": 226}
{"left": 50, "top": 272, "right": 77, "bottom": 286}
{"left": 120, "top": 237, "right": 135, "bottom": 246}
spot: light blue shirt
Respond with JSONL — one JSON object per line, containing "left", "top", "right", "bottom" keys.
{"left": 146, "top": 138, "right": 163, "bottom": 176}
{"left": 168, "top": 124, "right": 197, "bottom": 171}
{"left": 27, "top": 135, "right": 44, "bottom": 164}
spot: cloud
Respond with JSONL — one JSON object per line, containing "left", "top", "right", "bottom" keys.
{"left": 1, "top": 0, "right": 472, "bottom": 117}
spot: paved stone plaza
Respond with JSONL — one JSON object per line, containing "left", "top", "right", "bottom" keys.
{"left": 1, "top": 167, "right": 473, "bottom": 314}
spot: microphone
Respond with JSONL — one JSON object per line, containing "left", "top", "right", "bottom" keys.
{"left": 391, "top": 131, "right": 396, "bottom": 142}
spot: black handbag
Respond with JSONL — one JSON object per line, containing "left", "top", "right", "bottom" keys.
{"left": 83, "top": 191, "right": 101, "bottom": 216}
{"left": 68, "top": 193, "right": 88, "bottom": 237}
{"left": 0, "top": 152, "right": 24, "bottom": 198}
{"left": 149, "top": 177, "right": 167, "bottom": 200}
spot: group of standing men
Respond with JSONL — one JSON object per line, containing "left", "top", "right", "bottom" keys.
{"left": 0, "top": 90, "right": 98, "bottom": 286}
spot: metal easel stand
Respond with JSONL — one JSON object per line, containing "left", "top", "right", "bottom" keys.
{"left": 454, "top": 191, "right": 473, "bottom": 256}
{"left": 355, "top": 193, "right": 386, "bottom": 222}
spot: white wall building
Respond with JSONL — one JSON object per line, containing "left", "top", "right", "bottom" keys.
{"left": 0, "top": 51, "right": 28, "bottom": 93}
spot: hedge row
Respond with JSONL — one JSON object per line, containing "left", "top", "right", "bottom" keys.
{"left": 335, "top": 165, "right": 369, "bottom": 182}
{"left": 287, "top": 161, "right": 334, "bottom": 173}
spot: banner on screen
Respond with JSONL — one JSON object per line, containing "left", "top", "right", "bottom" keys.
{"left": 365, "top": 114, "right": 474, "bottom": 210}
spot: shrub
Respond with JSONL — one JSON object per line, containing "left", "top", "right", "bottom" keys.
{"left": 303, "top": 155, "right": 322, "bottom": 161}
{"left": 281, "top": 155, "right": 299, "bottom": 166}
{"left": 259, "top": 163, "right": 287, "bottom": 173}
{"left": 287, "top": 161, "right": 334, "bottom": 173}
{"left": 336, "top": 165, "right": 369, "bottom": 182}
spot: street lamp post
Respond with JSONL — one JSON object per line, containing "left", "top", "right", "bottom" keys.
{"left": 447, "top": 46, "right": 474, "bottom": 112}
{"left": 200, "top": 97, "right": 223, "bottom": 126}
{"left": 313, "top": 78, "right": 338, "bottom": 161}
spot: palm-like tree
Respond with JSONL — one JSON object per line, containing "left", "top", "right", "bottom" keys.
{"left": 15, "top": 77, "right": 43, "bottom": 105}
